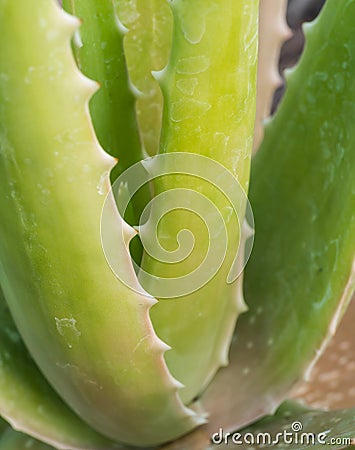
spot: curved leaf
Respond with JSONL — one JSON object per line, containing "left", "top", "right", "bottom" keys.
{"left": 141, "top": 0, "right": 259, "bottom": 404}
{"left": 0, "top": 0, "right": 203, "bottom": 445}
{"left": 201, "top": 0, "right": 355, "bottom": 435}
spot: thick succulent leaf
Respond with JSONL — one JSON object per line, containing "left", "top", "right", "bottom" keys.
{"left": 201, "top": 0, "right": 355, "bottom": 435}
{"left": 115, "top": 0, "right": 173, "bottom": 156}
{"left": 141, "top": 0, "right": 259, "bottom": 404}
{"left": 253, "top": 0, "right": 290, "bottom": 152}
{"left": 0, "top": 289, "right": 120, "bottom": 450}
{"left": 0, "top": 0, "right": 203, "bottom": 446}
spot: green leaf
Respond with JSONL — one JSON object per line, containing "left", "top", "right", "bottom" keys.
{"left": 0, "top": 0, "right": 203, "bottom": 445}
{"left": 201, "top": 0, "right": 355, "bottom": 435}
{"left": 140, "top": 0, "right": 259, "bottom": 405}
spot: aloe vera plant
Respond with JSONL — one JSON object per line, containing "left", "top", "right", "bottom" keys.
{"left": 0, "top": 0, "right": 354, "bottom": 449}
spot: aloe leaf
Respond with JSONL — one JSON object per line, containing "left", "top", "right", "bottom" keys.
{"left": 140, "top": 0, "right": 259, "bottom": 404}
{"left": 0, "top": 0, "right": 203, "bottom": 446}
{"left": 0, "top": 289, "right": 120, "bottom": 450}
{"left": 201, "top": 0, "right": 355, "bottom": 435}
{"left": 115, "top": 0, "right": 173, "bottom": 156}
{"left": 213, "top": 401, "right": 355, "bottom": 449}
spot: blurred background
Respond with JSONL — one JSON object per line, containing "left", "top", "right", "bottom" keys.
{"left": 273, "top": 0, "right": 326, "bottom": 110}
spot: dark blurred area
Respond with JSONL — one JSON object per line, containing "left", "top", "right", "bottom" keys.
{"left": 283, "top": 0, "right": 326, "bottom": 67}
{"left": 273, "top": 0, "right": 326, "bottom": 110}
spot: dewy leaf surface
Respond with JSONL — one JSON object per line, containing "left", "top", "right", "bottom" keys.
{"left": 201, "top": 0, "right": 355, "bottom": 435}
{"left": 0, "top": 0, "right": 203, "bottom": 446}
{"left": 141, "top": 0, "right": 259, "bottom": 404}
